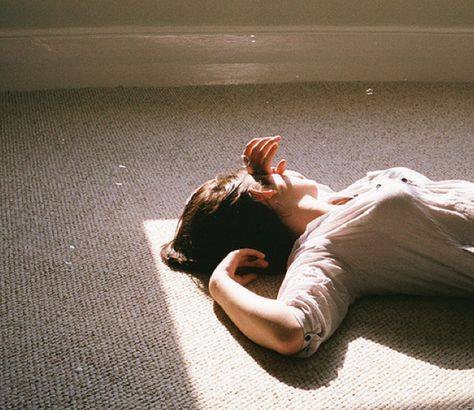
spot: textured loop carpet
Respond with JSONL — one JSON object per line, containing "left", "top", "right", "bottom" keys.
{"left": 1, "top": 83, "right": 473, "bottom": 409}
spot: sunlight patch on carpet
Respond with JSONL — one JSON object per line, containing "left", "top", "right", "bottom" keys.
{"left": 143, "top": 219, "right": 276, "bottom": 406}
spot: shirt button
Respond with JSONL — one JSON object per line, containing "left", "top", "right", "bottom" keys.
{"left": 376, "top": 184, "right": 381, "bottom": 188}
{"left": 401, "top": 178, "right": 408, "bottom": 183}
{"left": 305, "top": 334, "right": 312, "bottom": 342}
{"left": 353, "top": 193, "right": 359, "bottom": 197}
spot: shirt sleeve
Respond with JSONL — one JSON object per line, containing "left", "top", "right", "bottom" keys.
{"left": 277, "top": 250, "right": 354, "bottom": 358}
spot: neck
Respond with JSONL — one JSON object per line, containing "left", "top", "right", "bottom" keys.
{"left": 278, "top": 196, "right": 335, "bottom": 237}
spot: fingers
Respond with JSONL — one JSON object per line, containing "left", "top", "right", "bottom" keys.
{"left": 239, "top": 257, "right": 269, "bottom": 269}
{"left": 260, "top": 139, "right": 279, "bottom": 171}
{"left": 244, "top": 136, "right": 275, "bottom": 164}
{"left": 234, "top": 248, "right": 266, "bottom": 259}
{"left": 274, "top": 159, "right": 286, "bottom": 174}
{"left": 244, "top": 136, "right": 271, "bottom": 158}
{"left": 243, "top": 136, "right": 280, "bottom": 158}
{"left": 229, "top": 248, "right": 268, "bottom": 268}
{"left": 234, "top": 272, "right": 258, "bottom": 286}
{"left": 221, "top": 248, "right": 269, "bottom": 286}
{"left": 244, "top": 135, "right": 282, "bottom": 174}
{"left": 233, "top": 249, "right": 266, "bottom": 286}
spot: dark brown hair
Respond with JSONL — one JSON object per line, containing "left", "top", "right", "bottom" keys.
{"left": 161, "top": 169, "right": 296, "bottom": 274}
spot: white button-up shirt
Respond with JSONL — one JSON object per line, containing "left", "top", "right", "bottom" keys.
{"left": 277, "top": 167, "right": 474, "bottom": 357}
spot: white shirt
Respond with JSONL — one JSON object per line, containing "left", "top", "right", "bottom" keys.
{"left": 277, "top": 167, "right": 474, "bottom": 357}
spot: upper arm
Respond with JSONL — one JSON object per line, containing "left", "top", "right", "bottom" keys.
{"left": 278, "top": 260, "right": 353, "bottom": 357}
{"left": 209, "top": 272, "right": 305, "bottom": 356}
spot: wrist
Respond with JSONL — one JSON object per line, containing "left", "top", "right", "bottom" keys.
{"left": 209, "top": 269, "right": 231, "bottom": 300}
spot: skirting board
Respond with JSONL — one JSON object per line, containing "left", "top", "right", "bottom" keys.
{"left": 1, "top": 25, "right": 473, "bottom": 91}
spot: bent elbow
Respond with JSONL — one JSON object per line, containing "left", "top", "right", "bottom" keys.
{"left": 273, "top": 326, "right": 304, "bottom": 356}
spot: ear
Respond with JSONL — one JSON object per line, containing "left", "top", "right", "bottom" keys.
{"left": 248, "top": 188, "right": 277, "bottom": 202}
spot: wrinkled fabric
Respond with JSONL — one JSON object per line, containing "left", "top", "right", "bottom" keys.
{"left": 277, "top": 167, "right": 474, "bottom": 357}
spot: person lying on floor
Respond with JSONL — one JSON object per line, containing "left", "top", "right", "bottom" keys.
{"left": 161, "top": 136, "right": 474, "bottom": 357}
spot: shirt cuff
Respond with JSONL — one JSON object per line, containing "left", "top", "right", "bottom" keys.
{"left": 287, "top": 306, "right": 322, "bottom": 358}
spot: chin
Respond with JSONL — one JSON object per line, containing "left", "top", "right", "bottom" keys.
{"left": 309, "top": 181, "right": 319, "bottom": 198}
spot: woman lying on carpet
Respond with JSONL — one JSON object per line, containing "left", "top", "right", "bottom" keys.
{"left": 161, "top": 136, "right": 474, "bottom": 357}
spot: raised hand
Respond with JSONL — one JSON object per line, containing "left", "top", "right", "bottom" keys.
{"left": 242, "top": 136, "right": 287, "bottom": 175}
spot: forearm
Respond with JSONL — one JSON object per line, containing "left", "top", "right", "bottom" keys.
{"left": 209, "top": 274, "right": 303, "bottom": 355}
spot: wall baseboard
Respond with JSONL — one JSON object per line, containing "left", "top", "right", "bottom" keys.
{"left": 1, "top": 25, "right": 473, "bottom": 91}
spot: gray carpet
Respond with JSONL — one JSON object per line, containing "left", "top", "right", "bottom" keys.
{"left": 1, "top": 83, "right": 474, "bottom": 409}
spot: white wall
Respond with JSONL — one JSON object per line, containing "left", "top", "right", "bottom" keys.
{"left": 1, "top": 1, "right": 473, "bottom": 90}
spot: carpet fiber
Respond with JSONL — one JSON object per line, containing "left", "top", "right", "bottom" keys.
{"left": 1, "top": 83, "right": 473, "bottom": 409}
